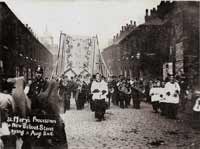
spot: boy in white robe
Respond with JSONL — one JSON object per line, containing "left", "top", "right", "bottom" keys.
{"left": 164, "top": 75, "right": 180, "bottom": 119}
{"left": 149, "top": 82, "right": 160, "bottom": 113}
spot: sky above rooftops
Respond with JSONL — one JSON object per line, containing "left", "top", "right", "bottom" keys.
{"left": 2, "top": 0, "right": 161, "bottom": 49}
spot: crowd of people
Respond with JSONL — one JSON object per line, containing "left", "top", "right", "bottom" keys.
{"left": 107, "top": 74, "right": 193, "bottom": 119}
{"left": 57, "top": 71, "right": 197, "bottom": 120}
{"left": 57, "top": 71, "right": 195, "bottom": 122}
{"left": 59, "top": 74, "right": 90, "bottom": 112}
{"left": 0, "top": 64, "right": 199, "bottom": 148}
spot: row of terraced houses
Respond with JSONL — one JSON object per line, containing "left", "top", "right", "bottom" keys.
{"left": 0, "top": 2, "right": 53, "bottom": 87}
{"left": 102, "top": 1, "right": 199, "bottom": 88}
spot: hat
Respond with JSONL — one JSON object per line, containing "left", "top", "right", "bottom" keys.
{"left": 35, "top": 65, "right": 43, "bottom": 74}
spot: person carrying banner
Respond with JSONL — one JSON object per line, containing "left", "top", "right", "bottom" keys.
{"left": 60, "top": 75, "right": 72, "bottom": 111}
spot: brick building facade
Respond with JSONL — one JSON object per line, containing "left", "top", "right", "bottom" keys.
{"left": 102, "top": 1, "right": 199, "bottom": 87}
{"left": 0, "top": 2, "right": 53, "bottom": 82}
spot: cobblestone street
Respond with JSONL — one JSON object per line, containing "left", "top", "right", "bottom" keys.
{"left": 62, "top": 102, "right": 200, "bottom": 149}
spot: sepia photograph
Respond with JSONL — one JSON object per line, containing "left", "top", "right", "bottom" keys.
{"left": 0, "top": 0, "right": 199, "bottom": 148}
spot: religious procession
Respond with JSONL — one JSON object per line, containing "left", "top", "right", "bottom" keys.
{"left": 0, "top": 0, "right": 200, "bottom": 148}
{"left": 0, "top": 62, "right": 197, "bottom": 148}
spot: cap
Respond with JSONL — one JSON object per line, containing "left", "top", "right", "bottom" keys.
{"left": 35, "top": 65, "right": 43, "bottom": 74}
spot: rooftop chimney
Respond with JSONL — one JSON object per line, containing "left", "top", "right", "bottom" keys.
{"left": 152, "top": 8, "right": 157, "bottom": 17}
{"left": 121, "top": 26, "right": 124, "bottom": 32}
{"left": 130, "top": 20, "right": 133, "bottom": 25}
{"left": 150, "top": 9, "right": 153, "bottom": 15}
{"left": 134, "top": 21, "right": 136, "bottom": 27}
{"left": 146, "top": 9, "right": 148, "bottom": 16}
{"left": 166, "top": 1, "right": 170, "bottom": 4}
{"left": 116, "top": 33, "right": 119, "bottom": 38}
{"left": 126, "top": 23, "right": 129, "bottom": 30}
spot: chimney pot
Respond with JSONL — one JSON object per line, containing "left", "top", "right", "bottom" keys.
{"left": 134, "top": 21, "right": 136, "bottom": 27}
{"left": 146, "top": 9, "right": 148, "bottom": 16}
{"left": 150, "top": 9, "right": 153, "bottom": 15}
{"left": 166, "top": 1, "right": 170, "bottom": 4}
{"left": 152, "top": 8, "right": 157, "bottom": 17}
{"left": 126, "top": 24, "right": 129, "bottom": 30}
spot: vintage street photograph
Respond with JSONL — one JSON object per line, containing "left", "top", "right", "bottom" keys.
{"left": 0, "top": 0, "right": 199, "bottom": 148}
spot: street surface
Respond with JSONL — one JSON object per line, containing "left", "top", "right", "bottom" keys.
{"left": 63, "top": 100, "right": 200, "bottom": 149}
